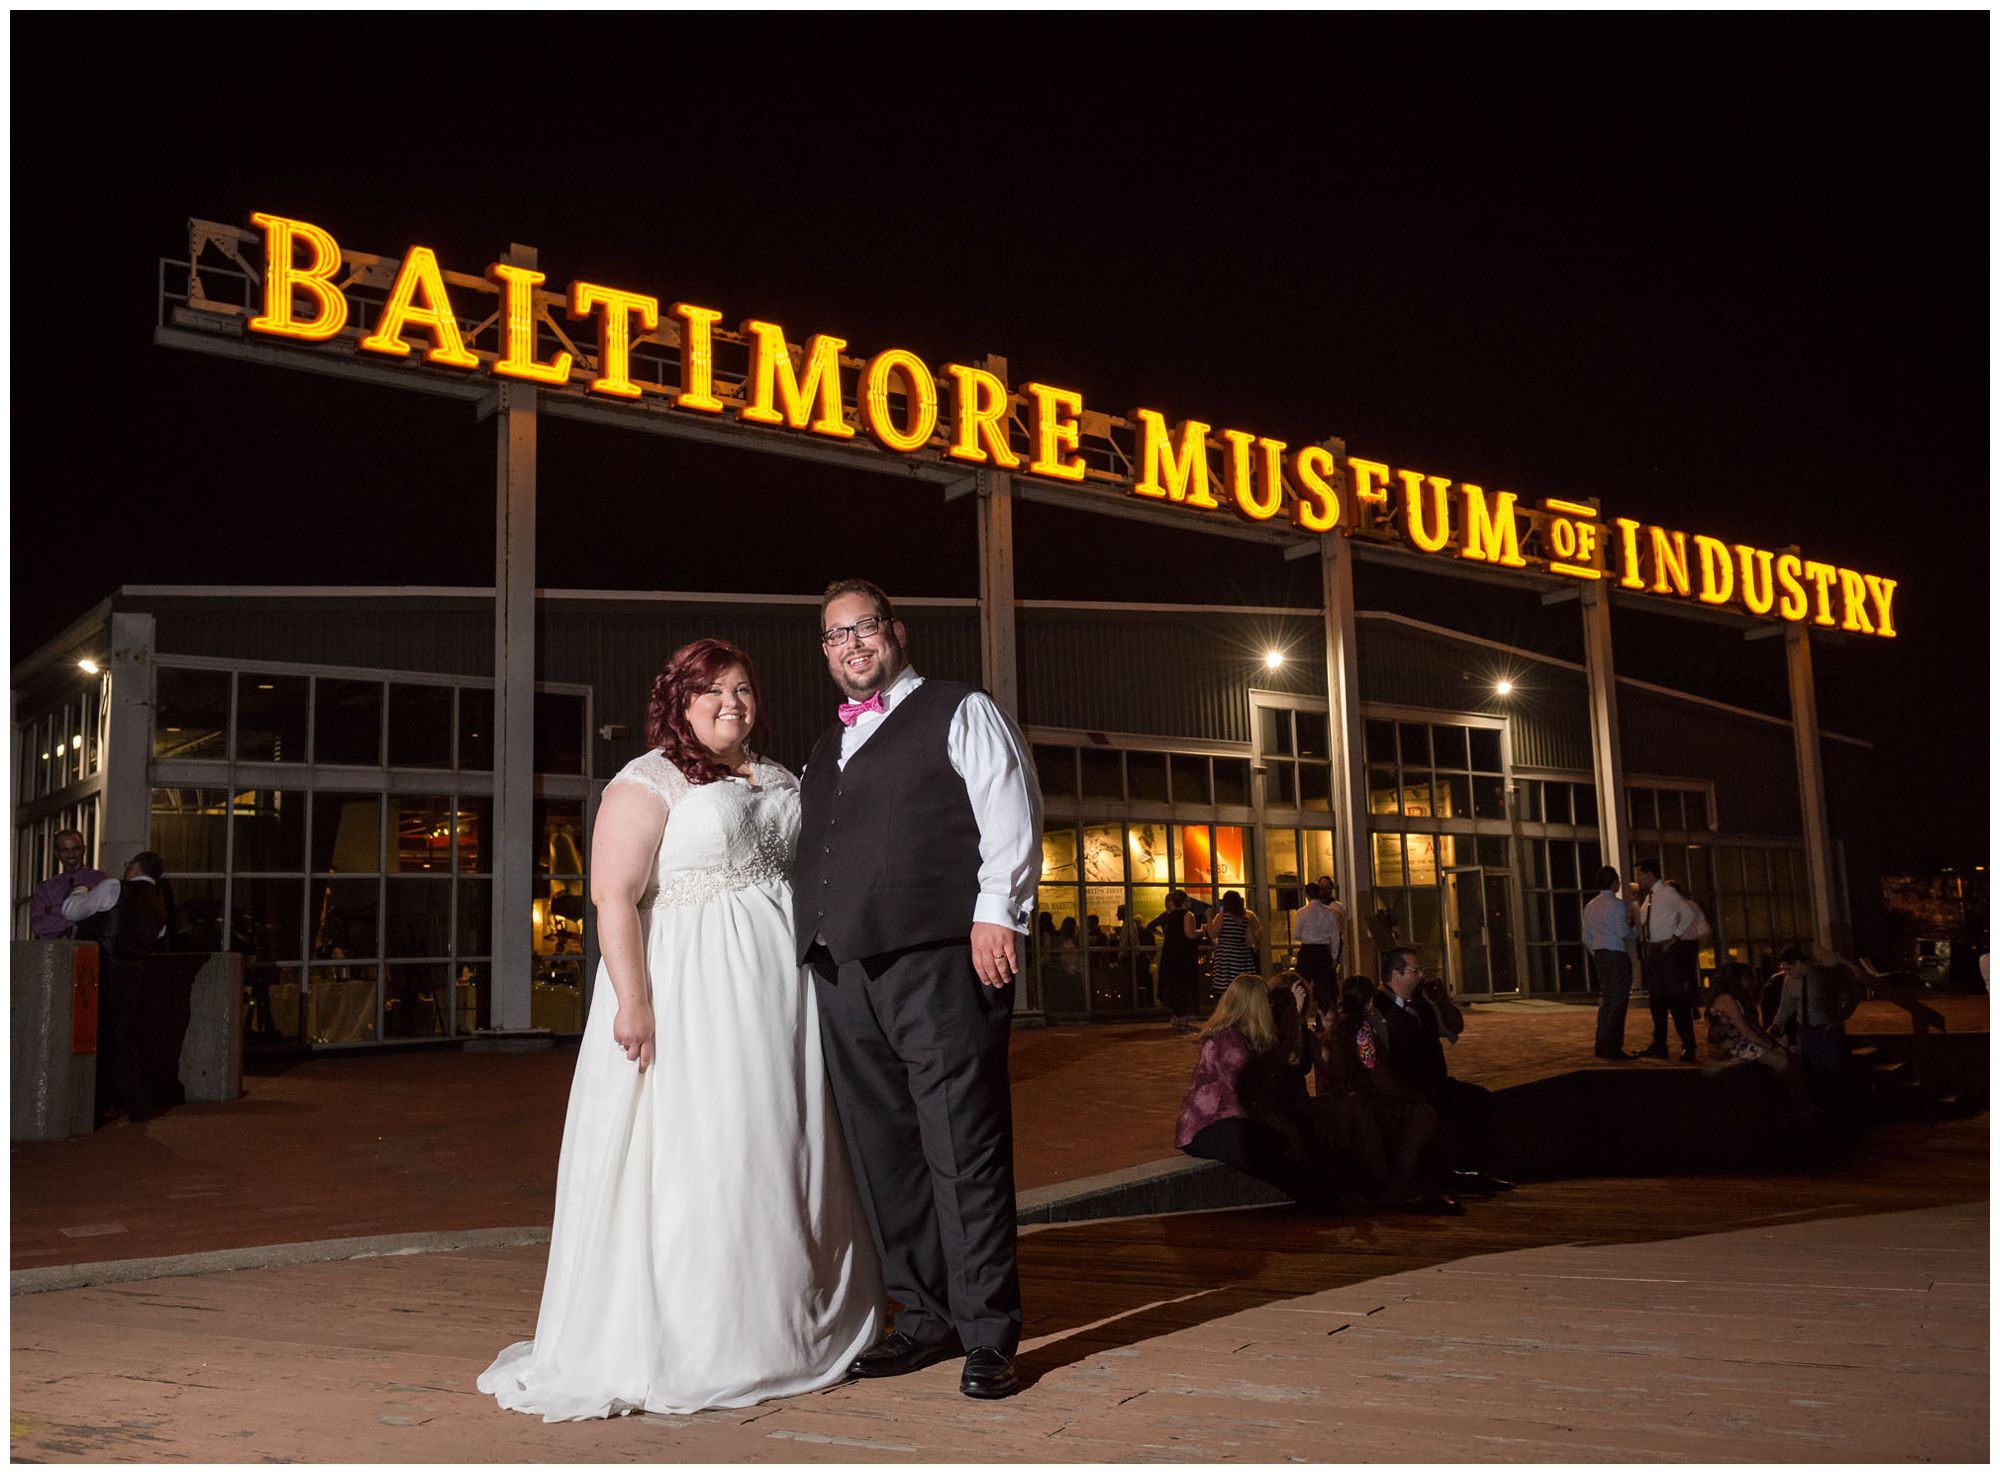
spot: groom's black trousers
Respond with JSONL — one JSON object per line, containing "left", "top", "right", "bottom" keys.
{"left": 810, "top": 938, "right": 1021, "bottom": 1356}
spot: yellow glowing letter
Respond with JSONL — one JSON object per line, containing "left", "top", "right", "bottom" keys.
{"left": 944, "top": 364, "right": 1023, "bottom": 468}
{"left": 741, "top": 321, "right": 856, "bottom": 438}
{"left": 248, "top": 212, "right": 349, "bottom": 342}
{"left": 1648, "top": 528, "right": 1692, "bottom": 597}
{"left": 1024, "top": 382, "right": 1086, "bottom": 481}
{"left": 1775, "top": 554, "right": 1809, "bottom": 621}
{"left": 1348, "top": 457, "right": 1392, "bottom": 519}
{"left": 1734, "top": 545, "right": 1776, "bottom": 615}
{"left": 1864, "top": 575, "right": 1898, "bottom": 638}
{"left": 1223, "top": 431, "right": 1286, "bottom": 522}
{"left": 1132, "top": 410, "right": 1216, "bottom": 506}
{"left": 569, "top": 281, "right": 660, "bottom": 398}
{"left": 1399, "top": 470, "right": 1453, "bottom": 552}
{"left": 486, "top": 263, "right": 573, "bottom": 386}
{"left": 670, "top": 302, "right": 724, "bottom": 413}
{"left": 1836, "top": 568, "right": 1873, "bottom": 633}
{"left": 860, "top": 349, "right": 939, "bottom": 452}
{"left": 358, "top": 247, "right": 478, "bottom": 368}
{"left": 1614, "top": 518, "right": 1646, "bottom": 589}
{"left": 1801, "top": 560, "right": 1838, "bottom": 627}
{"left": 1461, "top": 485, "right": 1528, "bottom": 568}
{"left": 1692, "top": 534, "right": 1735, "bottom": 606}
{"left": 1290, "top": 446, "right": 1340, "bottom": 533}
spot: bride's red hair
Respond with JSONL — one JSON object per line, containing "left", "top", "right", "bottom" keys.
{"left": 645, "top": 638, "right": 769, "bottom": 786}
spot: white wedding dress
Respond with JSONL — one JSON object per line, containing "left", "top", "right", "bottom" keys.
{"left": 477, "top": 750, "right": 882, "bottom": 1421}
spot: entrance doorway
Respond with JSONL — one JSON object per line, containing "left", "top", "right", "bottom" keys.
{"left": 1444, "top": 867, "right": 1519, "bottom": 997}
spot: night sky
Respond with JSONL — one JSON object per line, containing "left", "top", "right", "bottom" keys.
{"left": 11, "top": 19, "right": 1988, "bottom": 867}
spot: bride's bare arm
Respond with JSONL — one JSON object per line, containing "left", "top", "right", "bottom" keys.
{"left": 591, "top": 782, "right": 669, "bottom": 1073}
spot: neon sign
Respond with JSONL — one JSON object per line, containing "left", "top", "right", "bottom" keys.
{"left": 232, "top": 212, "right": 1897, "bottom": 638}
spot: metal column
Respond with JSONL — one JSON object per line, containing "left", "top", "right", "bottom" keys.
{"left": 975, "top": 355, "right": 1020, "bottom": 716}
{"left": 1784, "top": 623, "right": 1839, "bottom": 951}
{"left": 100, "top": 612, "right": 155, "bottom": 875}
{"left": 1579, "top": 582, "right": 1629, "bottom": 883}
{"left": 489, "top": 251, "right": 540, "bottom": 1032}
{"left": 1321, "top": 519, "right": 1372, "bottom": 977}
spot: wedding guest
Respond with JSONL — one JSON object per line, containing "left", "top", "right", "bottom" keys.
{"left": 30, "top": 829, "right": 107, "bottom": 940}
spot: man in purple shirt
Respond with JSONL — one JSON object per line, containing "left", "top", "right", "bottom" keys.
{"left": 30, "top": 830, "right": 108, "bottom": 939}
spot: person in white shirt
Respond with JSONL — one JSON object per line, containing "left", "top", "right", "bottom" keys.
{"left": 1291, "top": 880, "right": 1344, "bottom": 999}
{"left": 1634, "top": 857, "right": 1700, "bottom": 1062}
{"left": 1581, "top": 866, "right": 1639, "bottom": 1060}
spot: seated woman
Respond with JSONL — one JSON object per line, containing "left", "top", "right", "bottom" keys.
{"left": 1706, "top": 962, "right": 1791, "bottom": 1070}
{"left": 1332, "top": 974, "right": 1444, "bottom": 1211}
{"left": 1175, "top": 972, "right": 1338, "bottom": 1211}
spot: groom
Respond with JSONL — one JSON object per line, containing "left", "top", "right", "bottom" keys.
{"left": 794, "top": 578, "right": 1042, "bottom": 1400}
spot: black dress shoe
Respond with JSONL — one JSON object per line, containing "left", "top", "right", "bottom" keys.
{"left": 1637, "top": 1043, "right": 1669, "bottom": 1059}
{"left": 848, "top": 1330, "right": 960, "bottom": 1379}
{"left": 960, "top": 1346, "right": 1019, "bottom": 1399}
{"left": 1452, "top": 1169, "right": 1515, "bottom": 1194}
{"left": 1597, "top": 1049, "right": 1634, "bottom": 1061}
{"left": 1407, "top": 1192, "right": 1466, "bottom": 1216}
{"left": 1680, "top": 1049, "right": 1699, "bottom": 1063}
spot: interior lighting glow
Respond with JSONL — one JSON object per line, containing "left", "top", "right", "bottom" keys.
{"left": 1264, "top": 650, "right": 1284, "bottom": 669}
{"left": 1495, "top": 678, "right": 1514, "bottom": 696}
{"left": 77, "top": 658, "right": 99, "bottom": 675}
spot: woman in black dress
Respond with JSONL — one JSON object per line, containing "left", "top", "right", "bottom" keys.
{"left": 1152, "top": 889, "right": 1203, "bottom": 1032}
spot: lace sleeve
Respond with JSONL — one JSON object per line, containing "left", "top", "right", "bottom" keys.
{"left": 605, "top": 750, "right": 687, "bottom": 811}
{"left": 751, "top": 755, "right": 799, "bottom": 792}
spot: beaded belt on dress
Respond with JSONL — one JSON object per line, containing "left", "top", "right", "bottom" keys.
{"left": 639, "top": 831, "right": 792, "bottom": 910}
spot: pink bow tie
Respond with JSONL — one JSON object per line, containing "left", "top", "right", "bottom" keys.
{"left": 838, "top": 692, "right": 886, "bottom": 726}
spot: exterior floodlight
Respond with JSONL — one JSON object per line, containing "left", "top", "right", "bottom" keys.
{"left": 77, "top": 658, "right": 100, "bottom": 675}
{"left": 1495, "top": 678, "right": 1514, "bottom": 696}
{"left": 1264, "top": 650, "right": 1284, "bottom": 669}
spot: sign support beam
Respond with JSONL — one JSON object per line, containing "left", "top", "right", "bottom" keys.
{"left": 489, "top": 246, "right": 540, "bottom": 1034}
{"left": 976, "top": 355, "right": 1020, "bottom": 717}
{"left": 1319, "top": 444, "right": 1371, "bottom": 976}
{"left": 1579, "top": 581, "right": 1629, "bottom": 889}
{"left": 1784, "top": 623, "right": 1840, "bottom": 951}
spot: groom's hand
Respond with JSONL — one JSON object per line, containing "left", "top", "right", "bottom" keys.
{"left": 970, "top": 922, "right": 1019, "bottom": 990}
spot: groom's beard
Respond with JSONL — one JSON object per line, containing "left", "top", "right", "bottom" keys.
{"left": 833, "top": 636, "right": 904, "bottom": 700}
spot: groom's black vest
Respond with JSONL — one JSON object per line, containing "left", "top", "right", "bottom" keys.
{"left": 794, "top": 679, "right": 984, "bottom": 965}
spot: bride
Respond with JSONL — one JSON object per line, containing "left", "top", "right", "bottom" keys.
{"left": 478, "top": 638, "right": 882, "bottom": 1420}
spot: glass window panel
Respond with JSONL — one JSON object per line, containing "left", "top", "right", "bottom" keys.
{"left": 533, "top": 876, "right": 588, "bottom": 957}
{"left": 1169, "top": 755, "right": 1210, "bottom": 806}
{"left": 1526, "top": 946, "right": 1554, "bottom": 993}
{"left": 388, "top": 685, "right": 455, "bottom": 769}
{"left": 1436, "top": 772, "right": 1470, "bottom": 820}
{"left": 1717, "top": 845, "right": 1744, "bottom": 891}
{"left": 1721, "top": 891, "right": 1748, "bottom": 941}
{"left": 1522, "top": 838, "right": 1548, "bottom": 886}
{"left": 385, "top": 877, "right": 451, "bottom": 958}
{"left": 1397, "top": 722, "right": 1431, "bottom": 768}
{"left": 1078, "top": 748, "right": 1123, "bottom": 800}
{"left": 1301, "top": 830, "right": 1334, "bottom": 889}
{"left": 224, "top": 672, "right": 301, "bottom": 765}
{"left": 312, "top": 793, "right": 382, "bottom": 874}
{"left": 536, "top": 799, "right": 586, "bottom": 876}
{"left": 247, "top": 964, "right": 303, "bottom": 1046}
{"left": 1551, "top": 891, "right": 1582, "bottom": 944}
{"left": 456, "top": 878, "right": 492, "bottom": 955}
{"left": 1125, "top": 822, "right": 1170, "bottom": 883}
{"left": 1517, "top": 781, "right": 1543, "bottom": 824}
{"left": 1556, "top": 945, "right": 1589, "bottom": 993}
{"left": 1127, "top": 752, "right": 1168, "bottom": 804}
{"left": 1433, "top": 834, "right": 1460, "bottom": 870}
{"left": 1407, "top": 886, "right": 1442, "bottom": 948}
{"left": 1040, "top": 825, "right": 1079, "bottom": 884}
{"left": 1468, "top": 726, "right": 1502, "bottom": 773}
{"left": 1685, "top": 790, "right": 1709, "bottom": 831}
{"left": 1627, "top": 787, "right": 1655, "bottom": 831}
{"left": 1686, "top": 845, "right": 1713, "bottom": 894}
{"left": 1298, "top": 762, "right": 1332, "bottom": 814}
{"left": 1295, "top": 710, "right": 1329, "bottom": 760}
{"left": 1745, "top": 891, "right": 1772, "bottom": 940}
{"left": 1175, "top": 825, "right": 1215, "bottom": 886}
{"left": 1082, "top": 824, "right": 1126, "bottom": 882}
{"left": 1372, "top": 833, "right": 1405, "bottom": 888}
{"left": 307, "top": 965, "right": 379, "bottom": 1045}
{"left": 1365, "top": 719, "right": 1397, "bottom": 765}
{"left": 454, "top": 961, "right": 489, "bottom": 1034}
{"left": 1476, "top": 835, "right": 1509, "bottom": 870}
{"left": 384, "top": 963, "right": 451, "bottom": 1041}
{"left": 1549, "top": 782, "right": 1577, "bottom": 826}
{"left": 1769, "top": 889, "right": 1794, "bottom": 943}
{"left": 236, "top": 877, "right": 305, "bottom": 963}
{"left": 1213, "top": 759, "right": 1250, "bottom": 808}
{"left": 1579, "top": 839, "right": 1602, "bottom": 880}
{"left": 533, "top": 958, "right": 586, "bottom": 1034}
{"left": 1265, "top": 762, "right": 1298, "bottom": 808}
{"left": 458, "top": 688, "right": 494, "bottom": 770}
{"left": 1406, "top": 833, "right": 1439, "bottom": 887}
{"left": 1662, "top": 790, "right": 1690, "bottom": 830}
{"left": 1265, "top": 828, "right": 1300, "bottom": 903}
{"left": 454, "top": 796, "right": 490, "bottom": 873}
{"left": 1472, "top": 775, "right": 1507, "bottom": 819}
{"left": 1431, "top": 724, "right": 1469, "bottom": 771}
{"left": 1573, "top": 783, "right": 1598, "bottom": 826}
{"left": 232, "top": 788, "right": 305, "bottom": 872}
{"left": 315, "top": 679, "right": 383, "bottom": 766}
{"left": 1032, "top": 745, "right": 1076, "bottom": 800}
{"left": 534, "top": 692, "right": 586, "bottom": 776}
{"left": 171, "top": 878, "right": 226, "bottom": 951}
{"left": 1523, "top": 891, "right": 1550, "bottom": 943}
{"left": 1548, "top": 842, "right": 1578, "bottom": 890}
{"left": 1367, "top": 766, "right": 1399, "bottom": 817}
{"left": 1784, "top": 849, "right": 1807, "bottom": 895}
{"left": 1258, "top": 706, "right": 1291, "bottom": 757}
{"left": 1132, "top": 883, "right": 1171, "bottom": 935}
{"left": 388, "top": 795, "right": 455, "bottom": 874}
{"left": 150, "top": 787, "right": 229, "bottom": 873}
{"left": 1401, "top": 774, "right": 1433, "bottom": 819}
{"left": 310, "top": 877, "right": 380, "bottom": 960}
{"left": 1213, "top": 826, "right": 1246, "bottom": 886}
{"left": 154, "top": 668, "right": 231, "bottom": 761}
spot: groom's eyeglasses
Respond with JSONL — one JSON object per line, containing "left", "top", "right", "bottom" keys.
{"left": 820, "top": 615, "right": 885, "bottom": 650}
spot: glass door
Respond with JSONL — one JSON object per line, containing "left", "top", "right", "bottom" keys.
{"left": 1444, "top": 867, "right": 1490, "bottom": 995}
{"left": 1483, "top": 872, "right": 1520, "bottom": 994}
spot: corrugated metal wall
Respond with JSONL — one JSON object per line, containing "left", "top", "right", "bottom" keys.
{"left": 151, "top": 601, "right": 495, "bottom": 676}
{"left": 1618, "top": 686, "right": 1803, "bottom": 837}
{"left": 1020, "top": 609, "right": 1324, "bottom": 742}
{"left": 1357, "top": 617, "right": 1595, "bottom": 772}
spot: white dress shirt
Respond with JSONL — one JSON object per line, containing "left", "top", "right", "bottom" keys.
{"left": 835, "top": 666, "right": 1043, "bottom": 934}
{"left": 1640, "top": 880, "right": 1700, "bottom": 943}
{"left": 1294, "top": 899, "right": 1341, "bottom": 949}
